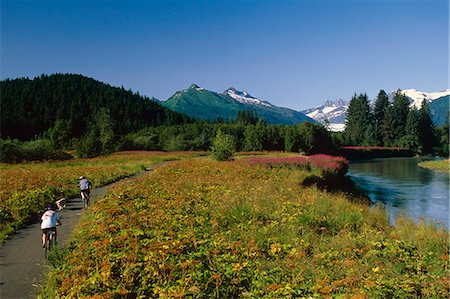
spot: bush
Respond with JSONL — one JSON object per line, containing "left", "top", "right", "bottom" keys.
{"left": 0, "top": 138, "right": 72, "bottom": 163}
{"left": 0, "top": 139, "right": 24, "bottom": 163}
{"left": 210, "top": 129, "right": 236, "bottom": 161}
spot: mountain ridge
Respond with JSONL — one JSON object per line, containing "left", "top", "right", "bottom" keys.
{"left": 161, "top": 84, "right": 315, "bottom": 125}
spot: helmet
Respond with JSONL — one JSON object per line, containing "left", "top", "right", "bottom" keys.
{"left": 79, "top": 176, "right": 85, "bottom": 180}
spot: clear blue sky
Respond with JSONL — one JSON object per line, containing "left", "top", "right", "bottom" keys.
{"left": 1, "top": 0, "right": 448, "bottom": 110}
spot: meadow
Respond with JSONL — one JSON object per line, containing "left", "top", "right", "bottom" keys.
{"left": 40, "top": 154, "right": 449, "bottom": 298}
{"left": 0, "top": 151, "right": 202, "bottom": 243}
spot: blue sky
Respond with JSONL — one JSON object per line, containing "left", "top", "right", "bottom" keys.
{"left": 1, "top": 0, "right": 448, "bottom": 110}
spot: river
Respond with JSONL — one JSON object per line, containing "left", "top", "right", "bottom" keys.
{"left": 348, "top": 157, "right": 449, "bottom": 229}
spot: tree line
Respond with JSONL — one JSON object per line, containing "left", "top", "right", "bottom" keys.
{"left": 1, "top": 74, "right": 448, "bottom": 162}
{"left": 0, "top": 74, "right": 191, "bottom": 140}
{"left": 342, "top": 90, "right": 448, "bottom": 155}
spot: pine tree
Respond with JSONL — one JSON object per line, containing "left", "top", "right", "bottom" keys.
{"left": 381, "top": 106, "right": 396, "bottom": 146}
{"left": 399, "top": 108, "right": 421, "bottom": 151}
{"left": 418, "top": 100, "right": 437, "bottom": 154}
{"left": 391, "top": 91, "right": 410, "bottom": 139}
{"left": 373, "top": 90, "right": 389, "bottom": 145}
{"left": 344, "top": 93, "right": 371, "bottom": 145}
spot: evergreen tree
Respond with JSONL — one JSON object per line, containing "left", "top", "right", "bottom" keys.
{"left": 373, "top": 90, "right": 389, "bottom": 145}
{"left": 381, "top": 106, "right": 396, "bottom": 146}
{"left": 284, "top": 126, "right": 300, "bottom": 152}
{"left": 299, "top": 122, "right": 335, "bottom": 154}
{"left": 344, "top": 93, "right": 371, "bottom": 145}
{"left": 391, "top": 91, "right": 410, "bottom": 139}
{"left": 243, "top": 125, "right": 263, "bottom": 151}
{"left": 236, "top": 110, "right": 258, "bottom": 125}
{"left": 418, "top": 100, "right": 437, "bottom": 154}
{"left": 399, "top": 108, "right": 421, "bottom": 151}
{"left": 436, "top": 124, "right": 449, "bottom": 157}
{"left": 362, "top": 123, "right": 378, "bottom": 146}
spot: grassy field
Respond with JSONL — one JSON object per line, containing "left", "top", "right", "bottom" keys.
{"left": 418, "top": 159, "right": 449, "bottom": 174}
{"left": 0, "top": 151, "right": 202, "bottom": 243}
{"left": 40, "top": 154, "right": 449, "bottom": 298}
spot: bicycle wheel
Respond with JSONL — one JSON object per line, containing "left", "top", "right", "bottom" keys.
{"left": 44, "top": 231, "right": 53, "bottom": 258}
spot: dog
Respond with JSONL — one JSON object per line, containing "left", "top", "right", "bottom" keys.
{"left": 56, "top": 198, "right": 66, "bottom": 211}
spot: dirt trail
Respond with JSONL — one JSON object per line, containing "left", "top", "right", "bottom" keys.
{"left": 0, "top": 167, "right": 156, "bottom": 299}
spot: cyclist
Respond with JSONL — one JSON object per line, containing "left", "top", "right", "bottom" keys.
{"left": 40, "top": 203, "right": 61, "bottom": 248}
{"left": 79, "top": 176, "right": 92, "bottom": 207}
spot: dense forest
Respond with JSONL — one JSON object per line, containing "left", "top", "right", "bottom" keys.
{"left": 0, "top": 74, "right": 448, "bottom": 162}
{"left": 0, "top": 74, "right": 191, "bottom": 140}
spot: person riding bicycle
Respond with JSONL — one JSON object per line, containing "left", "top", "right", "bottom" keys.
{"left": 79, "top": 176, "right": 92, "bottom": 206}
{"left": 40, "top": 203, "right": 61, "bottom": 248}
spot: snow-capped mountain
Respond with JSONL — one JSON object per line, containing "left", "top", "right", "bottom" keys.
{"left": 302, "top": 89, "right": 449, "bottom": 132}
{"left": 391, "top": 89, "right": 450, "bottom": 108}
{"left": 223, "top": 87, "right": 273, "bottom": 107}
{"left": 301, "top": 99, "right": 349, "bottom": 132}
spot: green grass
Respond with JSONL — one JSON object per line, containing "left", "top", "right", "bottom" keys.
{"left": 418, "top": 159, "right": 449, "bottom": 173}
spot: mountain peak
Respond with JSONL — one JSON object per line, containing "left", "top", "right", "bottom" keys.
{"left": 223, "top": 87, "right": 273, "bottom": 107}
{"left": 189, "top": 83, "right": 200, "bottom": 89}
{"left": 225, "top": 87, "right": 238, "bottom": 93}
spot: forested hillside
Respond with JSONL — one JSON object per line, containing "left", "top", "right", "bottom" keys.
{"left": 429, "top": 95, "right": 449, "bottom": 127}
{"left": 0, "top": 74, "right": 191, "bottom": 140}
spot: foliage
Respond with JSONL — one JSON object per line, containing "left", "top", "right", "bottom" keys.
{"left": 40, "top": 156, "right": 449, "bottom": 298}
{"left": 120, "top": 122, "right": 335, "bottom": 156}
{"left": 0, "top": 138, "right": 72, "bottom": 163}
{"left": 0, "top": 151, "right": 200, "bottom": 242}
{"left": 236, "top": 109, "right": 259, "bottom": 125}
{"left": 343, "top": 89, "right": 445, "bottom": 156}
{"left": 210, "top": 130, "right": 236, "bottom": 161}
{"left": 344, "top": 93, "right": 371, "bottom": 145}
{"left": 75, "top": 107, "right": 116, "bottom": 157}
{"left": 0, "top": 74, "right": 191, "bottom": 140}
{"left": 418, "top": 101, "right": 437, "bottom": 154}
{"left": 298, "top": 122, "right": 336, "bottom": 154}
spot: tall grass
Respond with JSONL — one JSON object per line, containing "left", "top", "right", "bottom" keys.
{"left": 40, "top": 156, "right": 449, "bottom": 298}
{"left": 0, "top": 151, "right": 201, "bottom": 243}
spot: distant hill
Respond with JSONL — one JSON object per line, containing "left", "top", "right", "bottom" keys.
{"left": 0, "top": 74, "right": 191, "bottom": 140}
{"left": 429, "top": 95, "right": 449, "bottom": 127}
{"left": 161, "top": 84, "right": 315, "bottom": 125}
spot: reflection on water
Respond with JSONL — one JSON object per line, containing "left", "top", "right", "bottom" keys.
{"left": 348, "top": 157, "right": 449, "bottom": 229}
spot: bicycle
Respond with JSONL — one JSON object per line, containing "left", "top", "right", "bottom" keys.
{"left": 43, "top": 229, "right": 56, "bottom": 258}
{"left": 81, "top": 190, "right": 90, "bottom": 208}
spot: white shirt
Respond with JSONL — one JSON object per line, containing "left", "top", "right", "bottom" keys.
{"left": 40, "top": 210, "right": 60, "bottom": 229}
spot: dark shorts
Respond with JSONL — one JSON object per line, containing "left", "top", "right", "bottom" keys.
{"left": 81, "top": 189, "right": 90, "bottom": 195}
{"left": 42, "top": 227, "right": 57, "bottom": 234}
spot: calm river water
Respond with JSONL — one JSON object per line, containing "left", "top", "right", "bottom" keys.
{"left": 348, "top": 157, "right": 449, "bottom": 229}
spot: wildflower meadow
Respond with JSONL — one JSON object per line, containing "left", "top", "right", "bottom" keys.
{"left": 40, "top": 154, "right": 449, "bottom": 298}
{"left": 0, "top": 151, "right": 201, "bottom": 242}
